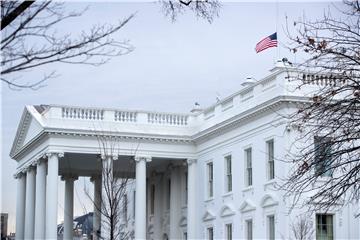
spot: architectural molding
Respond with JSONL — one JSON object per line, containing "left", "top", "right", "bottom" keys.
{"left": 220, "top": 204, "right": 236, "bottom": 217}
{"left": 186, "top": 158, "right": 197, "bottom": 166}
{"left": 179, "top": 216, "right": 187, "bottom": 227}
{"left": 202, "top": 210, "right": 216, "bottom": 222}
{"left": 260, "top": 193, "right": 279, "bottom": 208}
{"left": 239, "top": 199, "right": 256, "bottom": 213}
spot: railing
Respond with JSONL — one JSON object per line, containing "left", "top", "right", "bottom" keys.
{"left": 147, "top": 113, "right": 188, "bottom": 126}
{"left": 302, "top": 74, "right": 346, "bottom": 86}
{"left": 114, "top": 111, "right": 137, "bottom": 122}
{"left": 62, "top": 107, "right": 104, "bottom": 120}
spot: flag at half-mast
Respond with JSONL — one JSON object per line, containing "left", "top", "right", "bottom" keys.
{"left": 255, "top": 32, "right": 277, "bottom": 53}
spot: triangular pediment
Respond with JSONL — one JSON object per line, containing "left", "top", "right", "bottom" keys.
{"left": 239, "top": 199, "right": 256, "bottom": 213}
{"left": 202, "top": 210, "right": 216, "bottom": 222}
{"left": 220, "top": 204, "right": 236, "bottom": 217}
{"left": 260, "top": 193, "right": 279, "bottom": 208}
{"left": 179, "top": 216, "right": 187, "bottom": 227}
{"left": 10, "top": 106, "right": 45, "bottom": 159}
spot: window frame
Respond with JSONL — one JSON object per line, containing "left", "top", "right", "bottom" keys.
{"left": 266, "top": 139, "right": 275, "bottom": 180}
{"left": 267, "top": 215, "right": 275, "bottom": 240}
{"left": 314, "top": 136, "right": 333, "bottom": 177}
{"left": 244, "top": 147, "right": 253, "bottom": 187}
{"left": 316, "top": 213, "right": 334, "bottom": 240}
{"left": 245, "top": 218, "right": 253, "bottom": 240}
{"left": 207, "top": 226, "right": 214, "bottom": 240}
{"left": 225, "top": 223, "right": 232, "bottom": 240}
{"left": 224, "top": 155, "right": 232, "bottom": 193}
{"left": 206, "top": 161, "right": 214, "bottom": 198}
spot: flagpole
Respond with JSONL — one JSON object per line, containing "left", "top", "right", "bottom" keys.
{"left": 276, "top": 0, "right": 280, "bottom": 61}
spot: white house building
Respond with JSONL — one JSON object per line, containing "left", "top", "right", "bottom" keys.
{"left": 10, "top": 62, "right": 360, "bottom": 240}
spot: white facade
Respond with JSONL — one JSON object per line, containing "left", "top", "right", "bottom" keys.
{"left": 10, "top": 62, "right": 360, "bottom": 239}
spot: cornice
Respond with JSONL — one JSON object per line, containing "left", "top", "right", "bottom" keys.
{"left": 192, "top": 95, "right": 305, "bottom": 143}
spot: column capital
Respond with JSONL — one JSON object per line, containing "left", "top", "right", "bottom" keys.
{"left": 187, "top": 158, "right": 197, "bottom": 166}
{"left": 61, "top": 174, "right": 78, "bottom": 181}
{"left": 45, "top": 151, "right": 64, "bottom": 159}
{"left": 100, "top": 154, "right": 118, "bottom": 161}
{"left": 134, "top": 155, "right": 152, "bottom": 163}
{"left": 13, "top": 171, "right": 25, "bottom": 179}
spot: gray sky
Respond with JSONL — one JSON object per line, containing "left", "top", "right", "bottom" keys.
{"left": 1, "top": 1, "right": 332, "bottom": 232}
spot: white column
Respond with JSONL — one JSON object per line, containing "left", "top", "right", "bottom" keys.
{"left": 134, "top": 156, "right": 151, "bottom": 240}
{"left": 15, "top": 172, "right": 26, "bottom": 240}
{"left": 170, "top": 166, "right": 181, "bottom": 239}
{"left": 63, "top": 175, "right": 77, "bottom": 240}
{"left": 34, "top": 159, "right": 46, "bottom": 239}
{"left": 187, "top": 159, "right": 197, "bottom": 239}
{"left": 91, "top": 176, "right": 101, "bottom": 240}
{"left": 46, "top": 152, "right": 62, "bottom": 239}
{"left": 153, "top": 173, "right": 163, "bottom": 240}
{"left": 24, "top": 166, "right": 36, "bottom": 239}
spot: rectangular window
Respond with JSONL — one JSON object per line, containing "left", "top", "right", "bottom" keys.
{"left": 267, "top": 215, "right": 275, "bottom": 240}
{"left": 185, "top": 172, "right": 188, "bottom": 205}
{"left": 123, "top": 194, "right": 128, "bottom": 222}
{"left": 183, "top": 232, "right": 187, "bottom": 240}
{"left": 207, "top": 227, "right": 214, "bottom": 240}
{"left": 246, "top": 219, "right": 253, "bottom": 240}
{"left": 225, "top": 223, "right": 232, "bottom": 240}
{"left": 316, "top": 214, "right": 333, "bottom": 240}
{"left": 314, "top": 137, "right": 332, "bottom": 177}
{"left": 207, "top": 162, "right": 214, "bottom": 198}
{"left": 267, "top": 139, "right": 275, "bottom": 180}
{"left": 245, "top": 148, "right": 252, "bottom": 186}
{"left": 225, "top": 155, "right": 232, "bottom": 192}
{"left": 167, "top": 179, "right": 171, "bottom": 209}
{"left": 133, "top": 191, "right": 136, "bottom": 218}
{"left": 150, "top": 185, "right": 155, "bottom": 214}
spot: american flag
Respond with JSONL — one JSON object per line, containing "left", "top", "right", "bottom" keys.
{"left": 255, "top": 32, "right": 277, "bottom": 53}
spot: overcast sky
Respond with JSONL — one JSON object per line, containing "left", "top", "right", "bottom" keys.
{"left": 1, "top": 1, "right": 333, "bottom": 233}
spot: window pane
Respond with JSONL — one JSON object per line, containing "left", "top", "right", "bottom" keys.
{"left": 245, "top": 148, "right": 252, "bottom": 186}
{"left": 314, "top": 137, "right": 332, "bottom": 177}
{"left": 208, "top": 227, "right": 213, "bottom": 240}
{"left": 207, "top": 162, "right": 213, "bottom": 197}
{"left": 268, "top": 215, "right": 275, "bottom": 240}
{"left": 316, "top": 214, "right": 333, "bottom": 240}
{"left": 246, "top": 219, "right": 253, "bottom": 240}
{"left": 267, "top": 139, "right": 275, "bottom": 180}
{"left": 226, "top": 224, "right": 232, "bottom": 240}
{"left": 225, "top": 156, "right": 232, "bottom": 192}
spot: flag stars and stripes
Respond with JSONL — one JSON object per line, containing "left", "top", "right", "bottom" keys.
{"left": 255, "top": 32, "right": 278, "bottom": 53}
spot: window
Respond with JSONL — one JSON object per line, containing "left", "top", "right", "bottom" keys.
{"left": 185, "top": 172, "right": 188, "bottom": 205}
{"left": 266, "top": 139, "right": 275, "bottom": 180}
{"left": 225, "top": 155, "right": 232, "bottom": 192}
{"left": 133, "top": 191, "right": 136, "bottom": 218}
{"left": 267, "top": 215, "right": 275, "bottom": 240}
{"left": 183, "top": 232, "right": 187, "bottom": 240}
{"left": 123, "top": 194, "right": 128, "bottom": 221}
{"left": 245, "top": 219, "right": 253, "bottom": 240}
{"left": 245, "top": 148, "right": 252, "bottom": 186}
{"left": 207, "top": 227, "right": 214, "bottom": 240}
{"left": 314, "top": 137, "right": 332, "bottom": 177}
{"left": 225, "top": 223, "right": 232, "bottom": 240}
{"left": 316, "top": 214, "right": 333, "bottom": 240}
{"left": 150, "top": 185, "right": 155, "bottom": 214}
{"left": 167, "top": 179, "right": 171, "bottom": 209}
{"left": 207, "top": 162, "right": 214, "bottom": 198}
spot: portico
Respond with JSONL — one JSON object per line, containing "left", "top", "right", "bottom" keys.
{"left": 11, "top": 105, "right": 198, "bottom": 240}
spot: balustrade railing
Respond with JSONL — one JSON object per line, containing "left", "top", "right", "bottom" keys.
{"left": 114, "top": 111, "right": 137, "bottom": 122}
{"left": 147, "top": 113, "right": 188, "bottom": 126}
{"left": 302, "top": 74, "right": 346, "bottom": 86}
{"left": 62, "top": 107, "right": 104, "bottom": 120}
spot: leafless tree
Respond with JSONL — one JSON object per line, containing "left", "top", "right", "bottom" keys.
{"left": 290, "top": 214, "right": 314, "bottom": 240}
{"left": 160, "top": 0, "right": 221, "bottom": 23}
{"left": 1, "top": 1, "right": 134, "bottom": 90}
{"left": 282, "top": 1, "right": 360, "bottom": 212}
{"left": 85, "top": 134, "right": 134, "bottom": 240}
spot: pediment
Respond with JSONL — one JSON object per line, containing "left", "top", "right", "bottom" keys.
{"left": 260, "top": 193, "right": 279, "bottom": 208}
{"left": 10, "top": 106, "right": 45, "bottom": 159}
{"left": 179, "top": 216, "right": 187, "bottom": 227}
{"left": 202, "top": 210, "right": 216, "bottom": 222}
{"left": 239, "top": 199, "right": 256, "bottom": 213}
{"left": 220, "top": 204, "right": 236, "bottom": 217}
